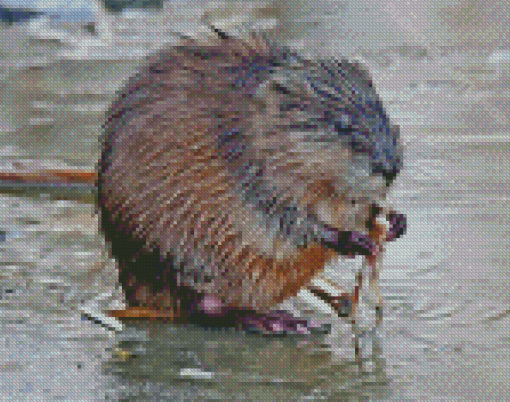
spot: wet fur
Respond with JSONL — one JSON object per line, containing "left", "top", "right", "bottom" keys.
{"left": 99, "top": 31, "right": 402, "bottom": 316}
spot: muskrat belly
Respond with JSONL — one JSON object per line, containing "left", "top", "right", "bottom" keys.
{"left": 171, "top": 243, "right": 337, "bottom": 313}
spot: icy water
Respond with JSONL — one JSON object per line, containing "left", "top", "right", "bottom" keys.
{"left": 0, "top": 1, "right": 509, "bottom": 400}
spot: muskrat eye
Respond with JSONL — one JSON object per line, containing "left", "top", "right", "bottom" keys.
{"left": 273, "top": 82, "right": 291, "bottom": 95}
{"left": 336, "top": 126, "right": 356, "bottom": 134}
{"left": 280, "top": 102, "right": 302, "bottom": 112}
{"left": 335, "top": 122, "right": 356, "bottom": 134}
{"left": 332, "top": 113, "right": 356, "bottom": 134}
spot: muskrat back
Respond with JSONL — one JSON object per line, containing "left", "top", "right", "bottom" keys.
{"left": 98, "top": 30, "right": 403, "bottom": 314}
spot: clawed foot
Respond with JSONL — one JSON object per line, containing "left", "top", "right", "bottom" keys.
{"left": 320, "top": 209, "right": 406, "bottom": 254}
{"left": 320, "top": 225, "right": 379, "bottom": 256}
{"left": 191, "top": 295, "right": 329, "bottom": 335}
{"left": 318, "top": 208, "right": 406, "bottom": 256}
{"left": 239, "top": 310, "right": 331, "bottom": 336}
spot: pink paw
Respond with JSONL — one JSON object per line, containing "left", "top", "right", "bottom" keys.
{"left": 239, "top": 310, "right": 330, "bottom": 336}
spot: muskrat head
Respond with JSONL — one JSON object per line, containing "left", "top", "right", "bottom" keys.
{"left": 230, "top": 36, "right": 403, "bottom": 231}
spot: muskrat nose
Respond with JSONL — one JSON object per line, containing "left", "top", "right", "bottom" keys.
{"left": 372, "top": 141, "right": 402, "bottom": 186}
{"left": 373, "top": 163, "right": 399, "bottom": 186}
{"left": 335, "top": 113, "right": 402, "bottom": 185}
{"left": 337, "top": 123, "right": 402, "bottom": 185}
{"left": 370, "top": 123, "right": 403, "bottom": 185}
{"left": 383, "top": 170, "right": 398, "bottom": 186}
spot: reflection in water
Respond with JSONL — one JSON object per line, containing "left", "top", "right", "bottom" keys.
{"left": 104, "top": 322, "right": 391, "bottom": 400}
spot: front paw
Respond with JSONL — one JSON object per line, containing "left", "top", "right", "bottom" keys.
{"left": 320, "top": 225, "right": 379, "bottom": 256}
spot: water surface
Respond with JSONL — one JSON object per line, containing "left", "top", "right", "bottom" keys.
{"left": 0, "top": 0, "right": 508, "bottom": 400}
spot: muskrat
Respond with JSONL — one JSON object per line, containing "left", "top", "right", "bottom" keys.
{"left": 98, "top": 27, "right": 406, "bottom": 334}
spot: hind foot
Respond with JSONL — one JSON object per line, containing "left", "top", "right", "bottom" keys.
{"left": 193, "top": 295, "right": 330, "bottom": 335}
{"left": 239, "top": 310, "right": 330, "bottom": 336}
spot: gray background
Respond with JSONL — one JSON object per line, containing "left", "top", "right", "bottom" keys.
{"left": 0, "top": 0, "right": 509, "bottom": 400}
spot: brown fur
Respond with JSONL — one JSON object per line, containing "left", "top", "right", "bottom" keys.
{"left": 99, "top": 30, "right": 401, "bottom": 318}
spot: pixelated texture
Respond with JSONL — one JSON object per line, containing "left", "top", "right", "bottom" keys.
{"left": 1, "top": 0, "right": 509, "bottom": 400}
{"left": 99, "top": 26, "right": 405, "bottom": 337}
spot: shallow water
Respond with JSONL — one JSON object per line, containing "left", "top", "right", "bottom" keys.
{"left": 0, "top": 1, "right": 509, "bottom": 400}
